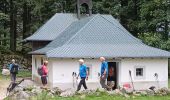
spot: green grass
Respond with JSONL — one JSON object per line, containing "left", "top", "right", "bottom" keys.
{"left": 169, "top": 79, "right": 170, "bottom": 88}
{"left": 0, "top": 70, "right": 31, "bottom": 80}
{"left": 30, "top": 78, "right": 170, "bottom": 100}
{"left": 31, "top": 91, "right": 170, "bottom": 100}
{"left": 17, "top": 70, "right": 32, "bottom": 78}
{"left": 55, "top": 95, "right": 170, "bottom": 100}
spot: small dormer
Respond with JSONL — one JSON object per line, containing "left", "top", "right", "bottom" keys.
{"left": 77, "top": 0, "right": 92, "bottom": 19}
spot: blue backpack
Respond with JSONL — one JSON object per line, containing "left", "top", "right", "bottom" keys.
{"left": 10, "top": 64, "right": 19, "bottom": 74}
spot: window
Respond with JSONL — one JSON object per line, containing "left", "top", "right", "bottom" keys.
{"left": 134, "top": 66, "right": 145, "bottom": 79}
{"left": 136, "top": 68, "right": 143, "bottom": 76}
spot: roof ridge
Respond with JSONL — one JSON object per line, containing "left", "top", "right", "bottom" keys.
{"left": 99, "top": 15, "right": 143, "bottom": 44}
{"left": 64, "top": 14, "right": 100, "bottom": 45}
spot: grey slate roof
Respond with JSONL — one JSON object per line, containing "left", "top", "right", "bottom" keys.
{"left": 25, "top": 13, "right": 78, "bottom": 41}
{"left": 29, "top": 14, "right": 170, "bottom": 58}
{"left": 46, "top": 44, "right": 170, "bottom": 58}
{"left": 29, "top": 15, "right": 95, "bottom": 54}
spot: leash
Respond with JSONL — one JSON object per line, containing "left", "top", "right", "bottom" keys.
{"left": 6, "top": 79, "right": 24, "bottom": 96}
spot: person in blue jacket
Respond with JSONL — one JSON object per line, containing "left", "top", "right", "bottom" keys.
{"left": 77, "top": 59, "right": 88, "bottom": 91}
{"left": 9, "top": 59, "right": 19, "bottom": 83}
{"left": 99, "top": 57, "right": 108, "bottom": 89}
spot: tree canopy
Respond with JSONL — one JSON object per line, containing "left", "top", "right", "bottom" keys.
{"left": 0, "top": 0, "right": 169, "bottom": 54}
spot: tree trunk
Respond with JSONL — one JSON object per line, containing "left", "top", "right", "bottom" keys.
{"left": 3, "top": 0, "right": 8, "bottom": 46}
{"left": 163, "top": 0, "right": 169, "bottom": 41}
{"left": 120, "top": 0, "right": 128, "bottom": 29}
{"left": 10, "top": 0, "right": 17, "bottom": 51}
{"left": 132, "top": 0, "right": 138, "bottom": 37}
{"left": 164, "top": 20, "right": 168, "bottom": 40}
{"left": 22, "top": 2, "right": 31, "bottom": 51}
{"left": 23, "top": 2, "right": 27, "bottom": 39}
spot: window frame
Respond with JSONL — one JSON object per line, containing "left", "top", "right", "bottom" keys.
{"left": 134, "top": 66, "right": 145, "bottom": 79}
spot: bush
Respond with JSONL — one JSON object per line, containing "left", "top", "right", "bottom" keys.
{"left": 0, "top": 45, "right": 12, "bottom": 54}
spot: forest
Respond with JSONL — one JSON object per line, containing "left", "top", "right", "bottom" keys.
{"left": 0, "top": 0, "right": 169, "bottom": 55}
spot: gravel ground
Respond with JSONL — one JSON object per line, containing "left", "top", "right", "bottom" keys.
{"left": 0, "top": 78, "right": 10, "bottom": 100}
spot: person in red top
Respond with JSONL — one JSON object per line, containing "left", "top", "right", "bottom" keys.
{"left": 41, "top": 61, "right": 48, "bottom": 87}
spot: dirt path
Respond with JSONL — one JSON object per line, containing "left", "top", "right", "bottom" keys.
{"left": 0, "top": 78, "right": 10, "bottom": 100}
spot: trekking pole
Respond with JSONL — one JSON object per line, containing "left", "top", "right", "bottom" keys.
{"left": 75, "top": 72, "right": 78, "bottom": 87}
{"left": 72, "top": 72, "right": 75, "bottom": 88}
{"left": 98, "top": 72, "right": 102, "bottom": 88}
{"left": 129, "top": 70, "right": 135, "bottom": 91}
{"left": 154, "top": 73, "right": 159, "bottom": 88}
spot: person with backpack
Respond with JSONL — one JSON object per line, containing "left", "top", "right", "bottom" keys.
{"left": 9, "top": 59, "right": 19, "bottom": 83}
{"left": 39, "top": 60, "right": 48, "bottom": 88}
{"left": 99, "top": 57, "right": 108, "bottom": 89}
{"left": 76, "top": 59, "right": 88, "bottom": 91}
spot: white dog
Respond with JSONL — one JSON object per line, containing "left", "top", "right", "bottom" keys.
{"left": 2, "top": 69, "right": 10, "bottom": 76}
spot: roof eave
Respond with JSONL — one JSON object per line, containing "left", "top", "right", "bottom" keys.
{"left": 28, "top": 51, "right": 46, "bottom": 55}
{"left": 46, "top": 56, "right": 170, "bottom": 59}
{"left": 24, "top": 39, "right": 52, "bottom": 42}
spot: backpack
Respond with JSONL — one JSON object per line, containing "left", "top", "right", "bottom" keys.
{"left": 37, "top": 66, "right": 43, "bottom": 76}
{"left": 10, "top": 64, "right": 19, "bottom": 74}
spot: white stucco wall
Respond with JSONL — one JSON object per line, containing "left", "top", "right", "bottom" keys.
{"left": 51, "top": 58, "right": 121, "bottom": 89}
{"left": 119, "top": 58, "right": 168, "bottom": 90}
{"left": 51, "top": 59, "right": 100, "bottom": 83}
{"left": 32, "top": 56, "right": 168, "bottom": 90}
{"left": 32, "top": 55, "right": 41, "bottom": 78}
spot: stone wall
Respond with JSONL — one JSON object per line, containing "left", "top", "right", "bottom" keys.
{"left": 0, "top": 54, "right": 32, "bottom": 70}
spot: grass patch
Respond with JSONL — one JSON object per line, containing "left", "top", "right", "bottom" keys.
{"left": 169, "top": 78, "right": 170, "bottom": 88}
{"left": 31, "top": 91, "right": 170, "bottom": 100}
{"left": 0, "top": 70, "right": 31, "bottom": 80}
{"left": 17, "top": 70, "right": 31, "bottom": 78}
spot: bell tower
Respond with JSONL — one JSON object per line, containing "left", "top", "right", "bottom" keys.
{"left": 77, "top": 0, "right": 92, "bottom": 19}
